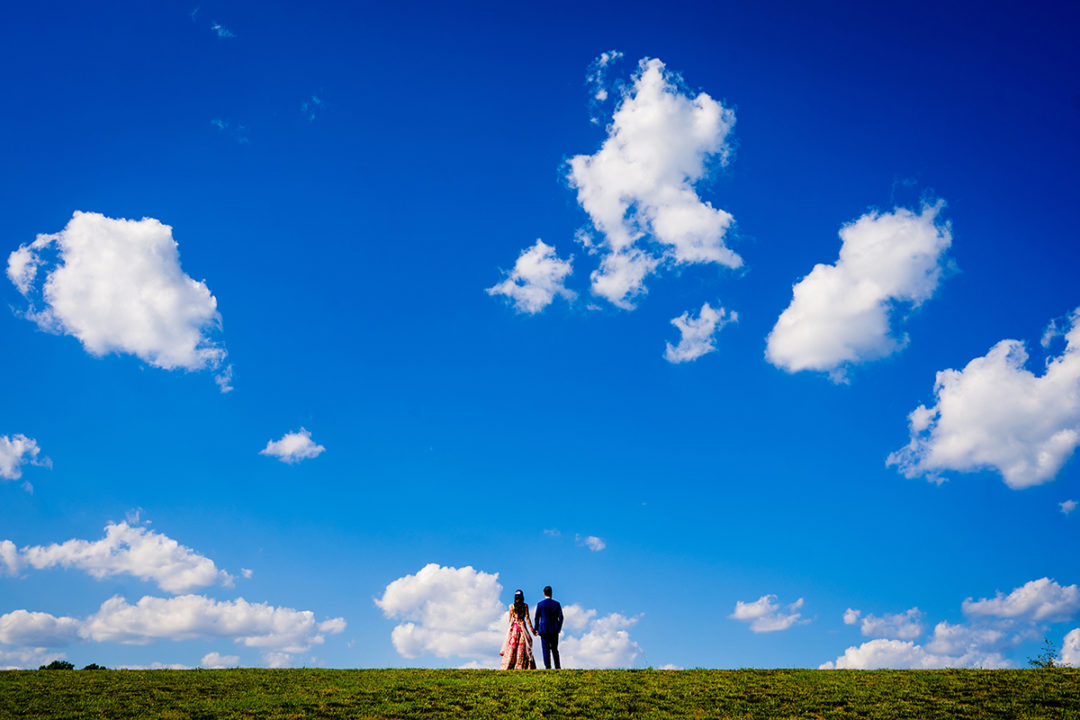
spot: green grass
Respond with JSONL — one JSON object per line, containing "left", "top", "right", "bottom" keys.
{"left": 1, "top": 668, "right": 1078, "bottom": 719}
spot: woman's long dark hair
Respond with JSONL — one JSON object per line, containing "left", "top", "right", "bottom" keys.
{"left": 513, "top": 590, "right": 527, "bottom": 619}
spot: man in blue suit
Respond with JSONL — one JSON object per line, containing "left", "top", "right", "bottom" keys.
{"left": 533, "top": 585, "right": 563, "bottom": 669}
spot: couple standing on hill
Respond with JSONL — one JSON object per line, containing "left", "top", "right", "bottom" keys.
{"left": 499, "top": 586, "right": 563, "bottom": 670}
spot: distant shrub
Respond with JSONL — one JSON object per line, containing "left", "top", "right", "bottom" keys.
{"left": 39, "top": 660, "right": 75, "bottom": 670}
{"left": 1028, "top": 637, "right": 1059, "bottom": 668}
{"left": 81, "top": 663, "right": 106, "bottom": 670}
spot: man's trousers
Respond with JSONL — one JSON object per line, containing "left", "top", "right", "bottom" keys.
{"left": 539, "top": 633, "right": 560, "bottom": 669}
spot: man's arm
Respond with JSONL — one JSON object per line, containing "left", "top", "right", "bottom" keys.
{"left": 556, "top": 603, "right": 563, "bottom": 633}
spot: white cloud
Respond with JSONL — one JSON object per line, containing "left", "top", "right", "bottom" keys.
{"left": 664, "top": 302, "right": 736, "bottom": 363}
{"left": 0, "top": 540, "right": 17, "bottom": 575}
{"left": 575, "top": 534, "right": 606, "bottom": 552}
{"left": 82, "top": 594, "right": 344, "bottom": 652}
{"left": 201, "top": 651, "right": 240, "bottom": 668}
{"left": 568, "top": 57, "right": 739, "bottom": 309}
{"left": 10, "top": 521, "right": 232, "bottom": 593}
{"left": 843, "top": 607, "right": 923, "bottom": 640}
{"left": 1062, "top": 628, "right": 1080, "bottom": 666}
{"left": 0, "top": 647, "right": 66, "bottom": 670}
{"left": 260, "top": 428, "right": 326, "bottom": 464}
{"left": 819, "top": 638, "right": 1008, "bottom": 670}
{"left": 375, "top": 564, "right": 505, "bottom": 660}
{"left": 586, "top": 50, "right": 624, "bottom": 118}
{"left": 1062, "top": 500, "right": 1078, "bottom": 515}
{"left": 487, "top": 240, "right": 575, "bottom": 314}
{"left": 242, "top": 568, "right": 254, "bottom": 579}
{"left": 0, "top": 610, "right": 82, "bottom": 647}
{"left": 923, "top": 621, "right": 1008, "bottom": 657}
{"left": 559, "top": 612, "right": 643, "bottom": 669}
{"left": 826, "top": 577, "right": 1080, "bottom": 669}
{"left": 211, "top": 22, "right": 235, "bottom": 39}
{"left": 766, "top": 202, "right": 952, "bottom": 381}
{"left": 377, "top": 564, "right": 642, "bottom": 667}
{"left": 889, "top": 308, "right": 1080, "bottom": 488}
{"left": 7, "top": 212, "right": 230, "bottom": 388}
{"left": 0, "top": 434, "right": 49, "bottom": 481}
{"left": 961, "top": 578, "right": 1080, "bottom": 623}
{"left": 730, "top": 595, "right": 806, "bottom": 633}
{"left": 262, "top": 651, "right": 295, "bottom": 668}
{"left": 319, "top": 617, "right": 347, "bottom": 634}
{"left": 561, "top": 604, "right": 598, "bottom": 633}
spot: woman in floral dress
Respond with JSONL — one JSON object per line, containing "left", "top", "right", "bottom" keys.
{"left": 499, "top": 589, "right": 536, "bottom": 669}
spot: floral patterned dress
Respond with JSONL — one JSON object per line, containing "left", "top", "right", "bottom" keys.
{"left": 499, "top": 604, "right": 536, "bottom": 669}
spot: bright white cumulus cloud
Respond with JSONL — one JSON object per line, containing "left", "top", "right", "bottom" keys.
{"left": 843, "top": 607, "right": 924, "bottom": 640}
{"left": 820, "top": 638, "right": 1008, "bottom": 670}
{"left": 376, "top": 564, "right": 642, "bottom": 668}
{"left": 961, "top": 578, "right": 1080, "bottom": 623}
{"left": 575, "top": 534, "right": 606, "bottom": 552}
{"left": 766, "top": 202, "right": 952, "bottom": 381}
{"left": 568, "top": 57, "right": 740, "bottom": 309}
{"left": 0, "top": 595, "right": 344, "bottom": 661}
{"left": 260, "top": 428, "right": 326, "bottom": 464}
{"left": 0, "top": 434, "right": 49, "bottom": 481}
{"left": 664, "top": 302, "right": 736, "bottom": 363}
{"left": 889, "top": 308, "right": 1080, "bottom": 488}
{"left": 487, "top": 240, "right": 575, "bottom": 314}
{"left": 375, "top": 563, "right": 508, "bottom": 661}
{"left": 730, "top": 595, "right": 806, "bottom": 633}
{"left": 0, "top": 610, "right": 83, "bottom": 647}
{"left": 559, "top": 611, "right": 643, "bottom": 669}
{"left": 3, "top": 521, "right": 232, "bottom": 593}
{"left": 82, "top": 594, "right": 344, "bottom": 652}
{"left": 823, "top": 577, "right": 1079, "bottom": 669}
{"left": 7, "top": 211, "right": 230, "bottom": 388}
{"left": 1063, "top": 628, "right": 1080, "bottom": 666}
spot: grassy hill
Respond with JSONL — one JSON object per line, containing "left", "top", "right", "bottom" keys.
{"left": 2, "top": 668, "right": 1078, "bottom": 719}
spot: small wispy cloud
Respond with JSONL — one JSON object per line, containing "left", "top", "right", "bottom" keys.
{"left": 664, "top": 302, "right": 736, "bottom": 364}
{"left": 576, "top": 534, "right": 606, "bottom": 552}
{"left": 210, "top": 118, "right": 249, "bottom": 144}
{"left": 260, "top": 428, "right": 326, "bottom": 464}
{"left": 301, "top": 95, "right": 324, "bottom": 123}
{"left": 200, "top": 652, "right": 239, "bottom": 669}
{"left": 731, "top": 595, "right": 807, "bottom": 633}
{"left": 0, "top": 434, "right": 50, "bottom": 484}
{"left": 1061, "top": 500, "right": 1077, "bottom": 516}
{"left": 488, "top": 239, "right": 575, "bottom": 315}
{"left": 586, "top": 50, "right": 625, "bottom": 122}
{"left": 210, "top": 22, "right": 235, "bottom": 39}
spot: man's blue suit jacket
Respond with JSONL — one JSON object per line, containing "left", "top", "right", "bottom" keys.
{"left": 534, "top": 597, "right": 563, "bottom": 635}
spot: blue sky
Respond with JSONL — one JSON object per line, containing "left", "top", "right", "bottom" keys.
{"left": 2, "top": 0, "right": 1079, "bottom": 670}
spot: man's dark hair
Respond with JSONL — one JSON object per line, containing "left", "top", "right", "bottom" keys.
{"left": 544, "top": 586, "right": 553, "bottom": 597}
